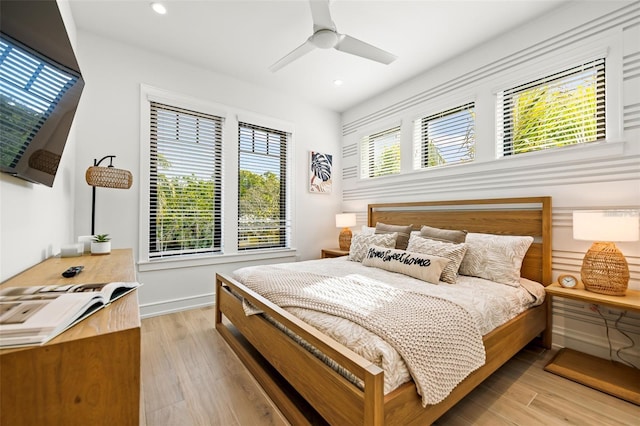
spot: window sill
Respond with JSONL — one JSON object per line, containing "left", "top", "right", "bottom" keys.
{"left": 138, "top": 248, "right": 298, "bottom": 272}
{"left": 354, "top": 140, "right": 626, "bottom": 188}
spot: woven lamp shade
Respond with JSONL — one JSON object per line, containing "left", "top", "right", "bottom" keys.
{"left": 581, "top": 242, "right": 629, "bottom": 296}
{"left": 86, "top": 166, "right": 133, "bottom": 189}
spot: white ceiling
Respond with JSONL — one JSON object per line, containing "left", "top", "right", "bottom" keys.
{"left": 69, "top": 0, "right": 568, "bottom": 112}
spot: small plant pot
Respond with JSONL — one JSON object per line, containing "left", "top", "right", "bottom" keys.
{"left": 91, "top": 241, "right": 111, "bottom": 255}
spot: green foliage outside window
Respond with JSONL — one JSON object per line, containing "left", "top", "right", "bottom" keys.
{"left": 238, "top": 169, "right": 283, "bottom": 249}
{"left": 155, "top": 171, "right": 216, "bottom": 252}
{"left": 374, "top": 144, "right": 401, "bottom": 177}
{"left": 511, "top": 84, "right": 598, "bottom": 153}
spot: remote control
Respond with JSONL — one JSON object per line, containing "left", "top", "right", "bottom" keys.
{"left": 62, "top": 266, "right": 84, "bottom": 278}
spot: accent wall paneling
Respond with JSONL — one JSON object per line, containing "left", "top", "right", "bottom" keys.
{"left": 340, "top": 2, "right": 640, "bottom": 207}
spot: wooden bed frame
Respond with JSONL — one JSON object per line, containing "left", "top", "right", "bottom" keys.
{"left": 215, "top": 196, "right": 552, "bottom": 425}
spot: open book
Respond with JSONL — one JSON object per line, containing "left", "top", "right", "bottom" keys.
{"left": 0, "top": 282, "right": 140, "bottom": 348}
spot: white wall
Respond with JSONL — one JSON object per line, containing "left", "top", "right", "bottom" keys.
{"left": 72, "top": 31, "right": 342, "bottom": 317}
{"left": 0, "top": 0, "right": 79, "bottom": 282}
{"left": 341, "top": 1, "right": 640, "bottom": 364}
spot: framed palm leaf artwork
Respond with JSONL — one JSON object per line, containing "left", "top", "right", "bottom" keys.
{"left": 309, "top": 151, "right": 332, "bottom": 193}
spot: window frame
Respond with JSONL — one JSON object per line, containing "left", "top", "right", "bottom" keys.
{"left": 147, "top": 101, "right": 224, "bottom": 259}
{"left": 237, "top": 121, "right": 290, "bottom": 251}
{"left": 412, "top": 102, "right": 476, "bottom": 170}
{"left": 139, "top": 85, "right": 297, "bottom": 268}
{"left": 497, "top": 58, "right": 606, "bottom": 157}
{"left": 359, "top": 124, "right": 402, "bottom": 179}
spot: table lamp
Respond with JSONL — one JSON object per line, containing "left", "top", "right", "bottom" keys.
{"left": 573, "top": 210, "right": 639, "bottom": 296}
{"left": 335, "top": 213, "right": 356, "bottom": 251}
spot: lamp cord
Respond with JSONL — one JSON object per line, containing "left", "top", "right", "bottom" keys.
{"left": 593, "top": 305, "right": 638, "bottom": 369}
{"left": 614, "top": 311, "right": 638, "bottom": 369}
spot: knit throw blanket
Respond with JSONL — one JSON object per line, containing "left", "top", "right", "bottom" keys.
{"left": 241, "top": 267, "right": 485, "bottom": 405}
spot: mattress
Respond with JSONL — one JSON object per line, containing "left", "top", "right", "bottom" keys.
{"left": 232, "top": 256, "right": 545, "bottom": 396}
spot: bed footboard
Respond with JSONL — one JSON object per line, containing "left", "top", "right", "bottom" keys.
{"left": 215, "top": 273, "right": 385, "bottom": 426}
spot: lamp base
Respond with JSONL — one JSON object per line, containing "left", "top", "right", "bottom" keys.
{"left": 581, "top": 242, "right": 629, "bottom": 296}
{"left": 339, "top": 227, "right": 352, "bottom": 251}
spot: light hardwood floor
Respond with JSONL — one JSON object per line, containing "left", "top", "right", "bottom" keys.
{"left": 140, "top": 307, "right": 640, "bottom": 425}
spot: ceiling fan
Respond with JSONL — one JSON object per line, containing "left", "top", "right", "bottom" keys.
{"left": 269, "top": 0, "right": 397, "bottom": 72}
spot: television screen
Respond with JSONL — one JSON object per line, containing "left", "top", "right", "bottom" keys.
{"left": 0, "top": 0, "right": 84, "bottom": 187}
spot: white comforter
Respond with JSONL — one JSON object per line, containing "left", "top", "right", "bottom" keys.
{"left": 233, "top": 256, "right": 545, "bottom": 397}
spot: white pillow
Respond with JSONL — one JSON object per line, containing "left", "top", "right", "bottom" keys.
{"left": 362, "top": 245, "right": 451, "bottom": 284}
{"left": 349, "top": 232, "right": 397, "bottom": 262}
{"left": 458, "top": 233, "right": 533, "bottom": 287}
{"left": 361, "top": 225, "right": 376, "bottom": 235}
{"left": 407, "top": 235, "right": 468, "bottom": 284}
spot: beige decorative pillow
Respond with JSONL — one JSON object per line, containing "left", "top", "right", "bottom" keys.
{"left": 349, "top": 233, "right": 397, "bottom": 262}
{"left": 420, "top": 225, "right": 467, "bottom": 244}
{"left": 407, "top": 235, "right": 468, "bottom": 284}
{"left": 458, "top": 233, "right": 534, "bottom": 287}
{"left": 362, "top": 245, "right": 451, "bottom": 284}
{"left": 375, "top": 222, "right": 414, "bottom": 250}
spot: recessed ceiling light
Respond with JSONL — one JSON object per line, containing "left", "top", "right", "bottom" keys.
{"left": 333, "top": 79, "right": 343, "bottom": 86}
{"left": 151, "top": 2, "right": 167, "bottom": 15}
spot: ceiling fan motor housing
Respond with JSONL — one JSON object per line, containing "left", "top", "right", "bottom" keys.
{"left": 311, "top": 29, "right": 339, "bottom": 49}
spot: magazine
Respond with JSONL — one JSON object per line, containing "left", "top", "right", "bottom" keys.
{"left": 0, "top": 282, "right": 140, "bottom": 348}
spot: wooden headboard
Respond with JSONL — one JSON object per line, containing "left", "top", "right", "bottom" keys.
{"left": 368, "top": 197, "right": 552, "bottom": 285}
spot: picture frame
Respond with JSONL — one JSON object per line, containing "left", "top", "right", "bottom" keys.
{"left": 309, "top": 151, "right": 332, "bottom": 193}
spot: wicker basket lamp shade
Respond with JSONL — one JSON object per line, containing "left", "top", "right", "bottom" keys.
{"left": 573, "top": 210, "right": 640, "bottom": 296}
{"left": 336, "top": 213, "right": 356, "bottom": 251}
{"left": 86, "top": 166, "right": 133, "bottom": 189}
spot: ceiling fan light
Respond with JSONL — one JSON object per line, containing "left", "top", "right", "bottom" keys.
{"left": 151, "top": 2, "right": 167, "bottom": 15}
{"left": 312, "top": 29, "right": 338, "bottom": 49}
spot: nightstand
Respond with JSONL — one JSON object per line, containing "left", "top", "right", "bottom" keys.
{"left": 321, "top": 248, "right": 349, "bottom": 259}
{"left": 544, "top": 281, "right": 640, "bottom": 404}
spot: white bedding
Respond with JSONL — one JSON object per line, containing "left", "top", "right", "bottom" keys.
{"left": 232, "top": 256, "right": 545, "bottom": 396}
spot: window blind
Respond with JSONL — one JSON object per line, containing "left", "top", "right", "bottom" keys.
{"left": 238, "top": 122, "right": 289, "bottom": 250}
{"left": 497, "top": 58, "right": 605, "bottom": 156}
{"left": 149, "top": 101, "right": 223, "bottom": 258}
{"left": 413, "top": 103, "right": 475, "bottom": 169}
{"left": 0, "top": 34, "right": 79, "bottom": 169}
{"left": 360, "top": 125, "right": 401, "bottom": 178}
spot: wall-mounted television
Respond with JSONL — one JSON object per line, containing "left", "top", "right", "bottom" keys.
{"left": 0, "top": 0, "right": 84, "bottom": 187}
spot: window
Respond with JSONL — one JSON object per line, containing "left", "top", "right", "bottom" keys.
{"left": 413, "top": 103, "right": 475, "bottom": 169}
{"left": 497, "top": 58, "right": 605, "bottom": 156}
{"left": 360, "top": 125, "right": 401, "bottom": 178}
{"left": 238, "top": 122, "right": 289, "bottom": 250}
{"left": 148, "top": 101, "right": 223, "bottom": 258}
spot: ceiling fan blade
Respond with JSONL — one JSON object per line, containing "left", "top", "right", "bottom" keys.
{"left": 269, "top": 39, "right": 316, "bottom": 72}
{"left": 309, "top": 0, "right": 335, "bottom": 31}
{"left": 335, "top": 34, "right": 397, "bottom": 65}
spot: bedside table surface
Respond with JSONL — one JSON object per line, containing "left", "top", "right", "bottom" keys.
{"left": 546, "top": 282, "right": 640, "bottom": 313}
{"left": 321, "top": 248, "right": 349, "bottom": 258}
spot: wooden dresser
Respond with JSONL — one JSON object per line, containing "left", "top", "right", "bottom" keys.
{"left": 0, "top": 248, "right": 140, "bottom": 426}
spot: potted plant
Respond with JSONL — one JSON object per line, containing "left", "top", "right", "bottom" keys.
{"left": 91, "top": 234, "right": 111, "bottom": 255}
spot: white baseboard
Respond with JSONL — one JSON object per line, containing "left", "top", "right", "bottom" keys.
{"left": 140, "top": 292, "right": 215, "bottom": 319}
